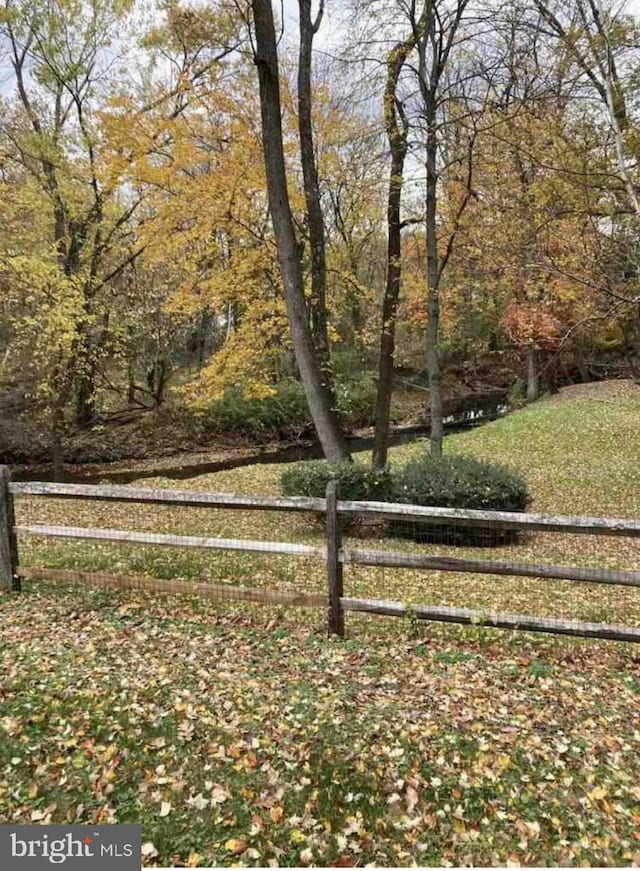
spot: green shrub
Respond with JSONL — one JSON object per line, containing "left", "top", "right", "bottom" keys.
{"left": 194, "top": 381, "right": 310, "bottom": 441}
{"left": 390, "top": 453, "right": 530, "bottom": 544}
{"left": 280, "top": 460, "right": 393, "bottom": 502}
{"left": 280, "top": 453, "right": 529, "bottom": 545}
{"left": 334, "top": 373, "right": 377, "bottom": 426}
{"left": 192, "top": 373, "right": 377, "bottom": 442}
{"left": 392, "top": 453, "right": 529, "bottom": 510}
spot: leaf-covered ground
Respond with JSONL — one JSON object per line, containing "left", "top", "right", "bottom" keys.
{"left": 2, "top": 383, "right": 640, "bottom": 866}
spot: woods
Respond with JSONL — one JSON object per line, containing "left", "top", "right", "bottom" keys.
{"left": 1, "top": 0, "right": 639, "bottom": 475}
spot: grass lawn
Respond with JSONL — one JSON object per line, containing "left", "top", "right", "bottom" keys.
{"left": 2, "top": 382, "right": 640, "bottom": 866}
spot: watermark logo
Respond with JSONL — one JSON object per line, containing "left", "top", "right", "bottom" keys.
{"left": 0, "top": 825, "right": 141, "bottom": 869}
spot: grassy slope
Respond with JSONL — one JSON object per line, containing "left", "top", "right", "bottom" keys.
{"left": 2, "top": 385, "right": 640, "bottom": 866}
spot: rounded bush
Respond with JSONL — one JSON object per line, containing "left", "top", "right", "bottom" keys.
{"left": 280, "top": 453, "right": 530, "bottom": 546}
{"left": 280, "top": 460, "right": 393, "bottom": 502}
{"left": 390, "top": 453, "right": 530, "bottom": 544}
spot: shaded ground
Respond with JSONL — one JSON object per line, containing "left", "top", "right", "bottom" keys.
{"left": 5, "top": 349, "right": 522, "bottom": 472}
{"left": 2, "top": 382, "right": 640, "bottom": 865}
{"left": 9, "top": 386, "right": 506, "bottom": 482}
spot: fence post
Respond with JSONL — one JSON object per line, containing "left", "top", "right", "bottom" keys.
{"left": 326, "top": 480, "right": 344, "bottom": 637}
{"left": 0, "top": 466, "right": 19, "bottom": 592}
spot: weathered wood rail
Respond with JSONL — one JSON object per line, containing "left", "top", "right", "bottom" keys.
{"left": 16, "top": 566, "right": 325, "bottom": 607}
{"left": 3, "top": 469, "right": 640, "bottom": 643}
{"left": 14, "top": 524, "right": 324, "bottom": 558}
{"left": 11, "top": 480, "right": 640, "bottom": 536}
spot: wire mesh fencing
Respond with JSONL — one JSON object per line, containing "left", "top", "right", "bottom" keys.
{"left": 5, "top": 480, "right": 328, "bottom": 624}
{"left": 339, "top": 505, "right": 640, "bottom": 641}
{"left": 2, "top": 471, "right": 640, "bottom": 644}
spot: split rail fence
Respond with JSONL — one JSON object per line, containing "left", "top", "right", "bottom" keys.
{"left": 1, "top": 466, "right": 640, "bottom": 642}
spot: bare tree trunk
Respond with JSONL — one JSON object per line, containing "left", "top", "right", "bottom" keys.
{"left": 156, "top": 361, "right": 168, "bottom": 406}
{"left": 197, "top": 309, "right": 212, "bottom": 368}
{"left": 74, "top": 279, "right": 100, "bottom": 429}
{"left": 251, "top": 0, "right": 350, "bottom": 462}
{"left": 127, "top": 362, "right": 136, "bottom": 405}
{"left": 413, "top": 1, "right": 469, "bottom": 457}
{"left": 426, "top": 118, "right": 443, "bottom": 456}
{"left": 576, "top": 348, "right": 589, "bottom": 383}
{"left": 298, "top": 0, "right": 330, "bottom": 363}
{"left": 526, "top": 346, "right": 539, "bottom": 402}
{"left": 372, "top": 36, "right": 413, "bottom": 468}
{"left": 75, "top": 353, "right": 96, "bottom": 427}
{"left": 547, "top": 352, "right": 559, "bottom": 394}
{"left": 146, "top": 360, "right": 168, "bottom": 407}
{"left": 51, "top": 402, "right": 64, "bottom": 483}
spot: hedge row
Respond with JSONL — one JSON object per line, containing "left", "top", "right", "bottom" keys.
{"left": 280, "top": 452, "right": 530, "bottom": 545}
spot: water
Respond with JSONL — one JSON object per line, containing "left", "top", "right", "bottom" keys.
{"left": 14, "top": 393, "right": 508, "bottom": 484}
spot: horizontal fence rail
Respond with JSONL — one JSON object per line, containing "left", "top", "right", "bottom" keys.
{"left": 10, "top": 481, "right": 326, "bottom": 514}
{"left": 338, "top": 500, "right": 640, "bottom": 537}
{"left": 17, "top": 567, "right": 325, "bottom": 608}
{"left": 16, "top": 523, "right": 640, "bottom": 591}
{"left": 342, "top": 548, "right": 640, "bottom": 588}
{"left": 10, "top": 480, "right": 640, "bottom": 536}
{"left": 16, "top": 524, "right": 324, "bottom": 558}
{"left": 340, "top": 599, "right": 640, "bottom": 644}
{"left": 3, "top": 469, "right": 640, "bottom": 644}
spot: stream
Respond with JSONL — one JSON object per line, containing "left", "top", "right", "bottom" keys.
{"left": 14, "top": 391, "right": 509, "bottom": 484}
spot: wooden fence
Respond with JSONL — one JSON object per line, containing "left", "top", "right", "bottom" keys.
{"left": 2, "top": 467, "right": 640, "bottom": 643}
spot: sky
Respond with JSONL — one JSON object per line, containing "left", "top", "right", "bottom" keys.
{"left": 280, "top": 0, "right": 345, "bottom": 51}
{"left": 279, "top": 0, "right": 640, "bottom": 47}
{"left": 2, "top": 0, "right": 640, "bottom": 97}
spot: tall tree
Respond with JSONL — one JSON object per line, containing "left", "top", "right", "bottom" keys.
{"left": 251, "top": 0, "right": 350, "bottom": 461}
{"left": 0, "top": 0, "right": 141, "bottom": 473}
{"left": 533, "top": 0, "right": 640, "bottom": 221}
{"left": 298, "top": 0, "right": 330, "bottom": 362}
{"left": 414, "top": 0, "right": 470, "bottom": 456}
{"left": 372, "top": 29, "right": 418, "bottom": 468}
